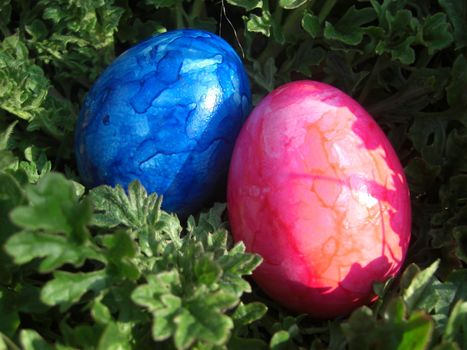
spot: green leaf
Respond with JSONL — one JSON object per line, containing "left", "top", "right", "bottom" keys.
{"left": 1, "top": 282, "right": 48, "bottom": 317}
{"left": 226, "top": 0, "right": 262, "bottom": 11}
{"left": 9, "top": 173, "right": 91, "bottom": 239}
{"left": 341, "top": 306, "right": 375, "bottom": 349}
{"left": 58, "top": 321, "right": 102, "bottom": 350}
{"left": 102, "top": 230, "right": 136, "bottom": 260}
{"left": 399, "top": 311, "right": 434, "bottom": 350}
{"left": 117, "top": 18, "right": 166, "bottom": 44}
{"left": 41, "top": 271, "right": 107, "bottom": 311}
{"left": 0, "top": 121, "right": 17, "bottom": 151}
{"left": 5, "top": 231, "right": 102, "bottom": 272}
{"left": 402, "top": 260, "right": 440, "bottom": 313}
{"left": 186, "top": 203, "right": 227, "bottom": 239}
{"left": 194, "top": 255, "right": 222, "bottom": 285}
{"left": 27, "top": 93, "right": 76, "bottom": 141}
{"left": 24, "top": 19, "right": 48, "bottom": 41}
{"left": 132, "top": 271, "right": 180, "bottom": 307}
{"left": 0, "top": 36, "right": 49, "bottom": 121}
{"left": 152, "top": 294, "right": 181, "bottom": 341}
{"left": 384, "top": 297, "right": 406, "bottom": 321}
{"left": 371, "top": 7, "right": 419, "bottom": 64}
{"left": 345, "top": 300, "right": 434, "bottom": 350}
{"left": 31, "top": 0, "right": 124, "bottom": 83}
{"left": 377, "top": 36, "right": 416, "bottom": 65}
{"left": 19, "top": 329, "right": 53, "bottom": 350}
{"left": 134, "top": 265, "right": 238, "bottom": 349}
{"left": 245, "top": 11, "right": 272, "bottom": 37}
{"left": 91, "top": 181, "right": 158, "bottom": 229}
{"left": 132, "top": 204, "right": 260, "bottom": 349}
{"left": 405, "top": 157, "right": 441, "bottom": 194}
{"left": 324, "top": 51, "right": 369, "bottom": 94}
{"left": 0, "top": 0, "right": 11, "bottom": 28}
{"left": 0, "top": 171, "right": 24, "bottom": 236}
{"left": 446, "top": 129, "right": 467, "bottom": 174}
{"left": 19, "top": 146, "right": 52, "bottom": 183}
{"left": 409, "top": 117, "right": 446, "bottom": 166}
{"left": 0, "top": 175, "right": 23, "bottom": 284}
{"left": 439, "top": 0, "right": 467, "bottom": 49}
{"left": 174, "top": 305, "right": 233, "bottom": 350}
{"left": 144, "top": 0, "right": 177, "bottom": 8}
{"left": 433, "top": 343, "right": 462, "bottom": 350}
{"left": 433, "top": 280, "right": 458, "bottom": 317}
{"left": 228, "top": 336, "right": 269, "bottom": 350}
{"left": 0, "top": 149, "right": 16, "bottom": 171}
{"left": 218, "top": 242, "right": 262, "bottom": 296}
{"left": 232, "top": 302, "right": 267, "bottom": 327}
{"left": 0, "top": 334, "right": 6, "bottom": 350}
{"left": 279, "top": 0, "right": 306, "bottom": 10}
{"left": 270, "top": 330, "right": 290, "bottom": 350}
{"left": 443, "top": 300, "right": 467, "bottom": 345}
{"left": 302, "top": 12, "right": 321, "bottom": 38}
{"left": 97, "top": 322, "right": 131, "bottom": 350}
{"left": 91, "top": 299, "right": 112, "bottom": 325}
{"left": 250, "top": 57, "right": 277, "bottom": 92}
{"left": 287, "top": 41, "right": 325, "bottom": 77}
{"left": 420, "top": 13, "right": 454, "bottom": 55}
{"left": 0, "top": 290, "right": 20, "bottom": 337}
{"left": 324, "top": 6, "right": 377, "bottom": 45}
{"left": 100, "top": 230, "right": 140, "bottom": 280}
{"left": 446, "top": 55, "right": 467, "bottom": 107}
{"left": 90, "top": 181, "right": 181, "bottom": 255}
{"left": 452, "top": 226, "right": 467, "bottom": 262}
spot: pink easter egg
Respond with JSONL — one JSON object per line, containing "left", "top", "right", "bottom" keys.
{"left": 227, "top": 81, "right": 411, "bottom": 318}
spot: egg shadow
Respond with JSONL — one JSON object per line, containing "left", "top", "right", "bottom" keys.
{"left": 320, "top": 81, "right": 412, "bottom": 257}
{"left": 255, "top": 256, "right": 391, "bottom": 319}
{"left": 253, "top": 172, "right": 407, "bottom": 318}
{"left": 293, "top": 81, "right": 411, "bottom": 256}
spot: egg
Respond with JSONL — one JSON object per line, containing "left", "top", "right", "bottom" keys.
{"left": 227, "top": 81, "right": 411, "bottom": 318}
{"left": 75, "top": 29, "right": 251, "bottom": 216}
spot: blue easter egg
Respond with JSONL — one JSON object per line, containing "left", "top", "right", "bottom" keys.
{"left": 75, "top": 29, "right": 251, "bottom": 216}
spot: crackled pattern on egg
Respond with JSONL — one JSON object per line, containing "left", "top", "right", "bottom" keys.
{"left": 75, "top": 29, "right": 251, "bottom": 216}
{"left": 227, "top": 81, "right": 411, "bottom": 318}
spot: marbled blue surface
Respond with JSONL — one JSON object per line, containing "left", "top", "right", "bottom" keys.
{"left": 75, "top": 29, "right": 251, "bottom": 216}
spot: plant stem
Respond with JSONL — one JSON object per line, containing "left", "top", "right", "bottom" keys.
{"left": 318, "top": 0, "right": 337, "bottom": 23}
{"left": 358, "top": 56, "right": 386, "bottom": 103}
{"left": 0, "top": 333, "right": 21, "bottom": 350}
{"left": 258, "top": 41, "right": 281, "bottom": 64}
{"left": 190, "top": 0, "right": 205, "bottom": 24}
{"left": 0, "top": 23, "right": 11, "bottom": 38}
{"left": 257, "top": 3, "right": 308, "bottom": 64}
{"left": 285, "top": 4, "right": 308, "bottom": 32}
{"left": 273, "top": 4, "right": 283, "bottom": 25}
{"left": 366, "top": 85, "right": 434, "bottom": 115}
{"left": 175, "top": 1, "right": 185, "bottom": 29}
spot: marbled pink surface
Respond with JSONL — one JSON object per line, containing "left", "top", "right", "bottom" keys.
{"left": 227, "top": 81, "right": 411, "bottom": 318}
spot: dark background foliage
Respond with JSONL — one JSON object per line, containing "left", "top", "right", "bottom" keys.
{"left": 0, "top": 0, "right": 466, "bottom": 349}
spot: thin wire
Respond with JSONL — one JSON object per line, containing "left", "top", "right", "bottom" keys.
{"left": 219, "top": 0, "right": 245, "bottom": 58}
{"left": 219, "top": 0, "right": 223, "bottom": 37}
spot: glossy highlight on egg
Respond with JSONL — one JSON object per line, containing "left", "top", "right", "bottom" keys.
{"left": 227, "top": 81, "right": 411, "bottom": 318}
{"left": 75, "top": 29, "right": 251, "bottom": 216}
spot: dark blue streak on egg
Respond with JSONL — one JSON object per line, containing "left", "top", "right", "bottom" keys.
{"left": 75, "top": 29, "right": 251, "bottom": 216}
